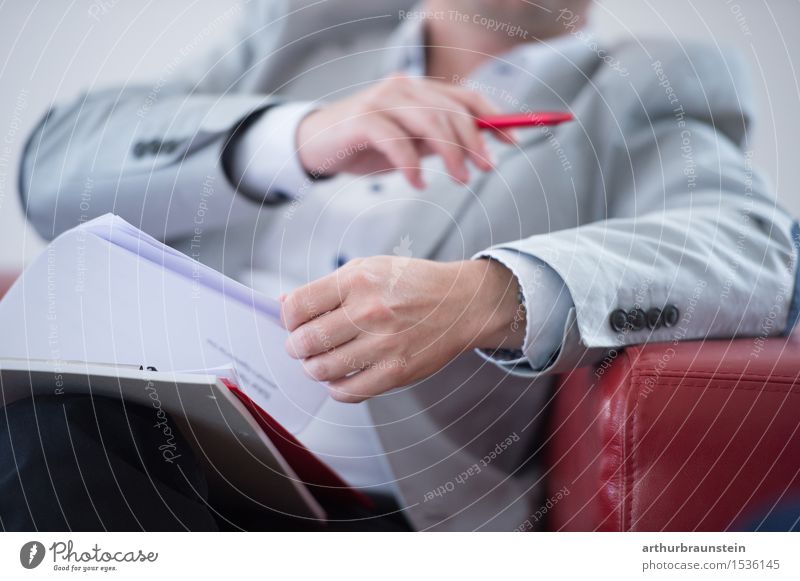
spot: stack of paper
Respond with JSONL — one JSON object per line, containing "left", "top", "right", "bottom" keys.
{"left": 0, "top": 214, "right": 326, "bottom": 434}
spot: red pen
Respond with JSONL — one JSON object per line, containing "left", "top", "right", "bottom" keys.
{"left": 476, "top": 112, "right": 573, "bottom": 130}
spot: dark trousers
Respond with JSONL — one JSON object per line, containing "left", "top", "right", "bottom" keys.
{"left": 0, "top": 395, "right": 410, "bottom": 531}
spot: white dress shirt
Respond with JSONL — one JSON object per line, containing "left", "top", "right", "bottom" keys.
{"left": 228, "top": 16, "right": 577, "bottom": 496}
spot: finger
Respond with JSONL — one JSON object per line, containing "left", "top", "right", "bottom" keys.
{"left": 385, "top": 106, "right": 470, "bottom": 183}
{"left": 493, "top": 127, "right": 520, "bottom": 145}
{"left": 300, "top": 336, "right": 374, "bottom": 382}
{"left": 410, "top": 88, "right": 493, "bottom": 171}
{"left": 438, "top": 83, "right": 500, "bottom": 117}
{"left": 282, "top": 272, "right": 348, "bottom": 332}
{"left": 365, "top": 116, "right": 425, "bottom": 189}
{"left": 383, "top": 85, "right": 471, "bottom": 181}
{"left": 437, "top": 85, "right": 517, "bottom": 144}
{"left": 448, "top": 109, "right": 493, "bottom": 171}
{"left": 327, "top": 355, "right": 412, "bottom": 402}
{"left": 327, "top": 366, "right": 387, "bottom": 404}
{"left": 285, "top": 307, "right": 360, "bottom": 360}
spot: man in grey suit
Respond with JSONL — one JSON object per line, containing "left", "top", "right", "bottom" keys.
{"left": 11, "top": 0, "right": 799, "bottom": 530}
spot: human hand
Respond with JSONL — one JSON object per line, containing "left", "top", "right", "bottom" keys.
{"left": 296, "top": 74, "right": 515, "bottom": 188}
{"left": 280, "top": 257, "right": 525, "bottom": 403}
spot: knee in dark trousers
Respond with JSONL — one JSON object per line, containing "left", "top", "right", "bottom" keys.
{"left": 0, "top": 395, "right": 218, "bottom": 531}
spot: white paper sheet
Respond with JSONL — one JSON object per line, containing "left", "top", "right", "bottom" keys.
{"left": 0, "top": 214, "right": 326, "bottom": 433}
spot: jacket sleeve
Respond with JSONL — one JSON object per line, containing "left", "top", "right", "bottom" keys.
{"left": 478, "top": 45, "right": 800, "bottom": 377}
{"left": 19, "top": 0, "right": 291, "bottom": 242}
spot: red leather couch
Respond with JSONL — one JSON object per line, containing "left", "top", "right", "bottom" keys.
{"left": 1, "top": 270, "right": 798, "bottom": 531}
{"left": 546, "top": 333, "right": 800, "bottom": 531}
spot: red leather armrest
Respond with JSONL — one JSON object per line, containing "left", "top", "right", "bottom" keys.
{"left": 547, "top": 334, "right": 800, "bottom": 531}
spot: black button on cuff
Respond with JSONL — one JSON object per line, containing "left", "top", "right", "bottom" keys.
{"left": 662, "top": 304, "right": 680, "bottom": 327}
{"left": 161, "top": 139, "right": 181, "bottom": 154}
{"left": 646, "top": 308, "right": 662, "bottom": 329}
{"left": 132, "top": 142, "right": 148, "bottom": 158}
{"left": 627, "top": 308, "right": 646, "bottom": 331}
{"left": 610, "top": 309, "right": 627, "bottom": 332}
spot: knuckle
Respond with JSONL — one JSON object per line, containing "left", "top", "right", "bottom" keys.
{"left": 288, "top": 329, "right": 314, "bottom": 357}
{"left": 386, "top": 363, "right": 407, "bottom": 383}
{"left": 376, "top": 334, "right": 400, "bottom": 353}
{"left": 355, "top": 99, "right": 377, "bottom": 117}
{"left": 425, "top": 111, "right": 447, "bottom": 130}
{"left": 450, "top": 102, "right": 470, "bottom": 117}
{"left": 285, "top": 294, "right": 305, "bottom": 323}
{"left": 391, "top": 358, "right": 412, "bottom": 383}
{"left": 305, "top": 358, "right": 329, "bottom": 381}
{"left": 363, "top": 300, "right": 392, "bottom": 323}
{"left": 437, "top": 112, "right": 458, "bottom": 134}
{"left": 299, "top": 328, "right": 318, "bottom": 354}
{"left": 349, "top": 267, "right": 374, "bottom": 289}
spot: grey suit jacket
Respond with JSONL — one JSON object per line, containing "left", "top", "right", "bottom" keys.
{"left": 19, "top": 0, "right": 800, "bottom": 530}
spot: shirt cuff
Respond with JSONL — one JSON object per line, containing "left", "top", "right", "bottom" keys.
{"left": 228, "top": 101, "right": 317, "bottom": 202}
{"left": 473, "top": 248, "right": 574, "bottom": 371}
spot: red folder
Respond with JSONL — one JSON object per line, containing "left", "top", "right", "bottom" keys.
{"left": 223, "top": 380, "right": 374, "bottom": 511}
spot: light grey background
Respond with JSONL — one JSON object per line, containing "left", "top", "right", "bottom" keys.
{"left": 0, "top": 0, "right": 797, "bottom": 269}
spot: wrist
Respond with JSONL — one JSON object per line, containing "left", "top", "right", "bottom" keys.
{"left": 456, "top": 259, "right": 525, "bottom": 351}
{"left": 229, "top": 102, "right": 318, "bottom": 201}
{"left": 297, "top": 107, "right": 340, "bottom": 178}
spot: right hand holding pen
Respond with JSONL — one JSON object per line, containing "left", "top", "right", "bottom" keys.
{"left": 296, "top": 74, "right": 513, "bottom": 189}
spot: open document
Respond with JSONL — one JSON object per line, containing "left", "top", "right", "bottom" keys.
{"left": 0, "top": 214, "right": 373, "bottom": 518}
{"left": 0, "top": 214, "right": 326, "bottom": 434}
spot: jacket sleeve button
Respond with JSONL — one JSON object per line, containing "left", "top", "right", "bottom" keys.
{"left": 646, "top": 307, "right": 662, "bottom": 329}
{"left": 662, "top": 304, "right": 680, "bottom": 327}
{"left": 609, "top": 309, "right": 628, "bottom": 332}
{"left": 627, "top": 308, "right": 647, "bottom": 331}
{"left": 161, "top": 139, "right": 181, "bottom": 153}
